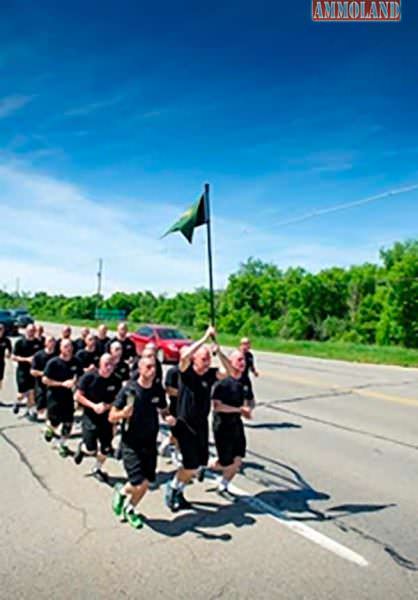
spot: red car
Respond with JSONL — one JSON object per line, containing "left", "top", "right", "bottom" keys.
{"left": 130, "top": 325, "right": 192, "bottom": 364}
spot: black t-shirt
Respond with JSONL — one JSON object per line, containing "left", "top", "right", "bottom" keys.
{"left": 177, "top": 365, "right": 218, "bottom": 431}
{"left": 37, "top": 336, "right": 46, "bottom": 349}
{"left": 113, "top": 381, "right": 167, "bottom": 448}
{"left": 0, "top": 336, "right": 12, "bottom": 362}
{"left": 74, "top": 338, "right": 86, "bottom": 353}
{"left": 76, "top": 348, "right": 100, "bottom": 370}
{"left": 211, "top": 376, "right": 245, "bottom": 426}
{"left": 77, "top": 371, "right": 121, "bottom": 421}
{"left": 13, "top": 337, "right": 43, "bottom": 374}
{"left": 165, "top": 365, "right": 179, "bottom": 416}
{"left": 31, "top": 349, "right": 55, "bottom": 391}
{"left": 243, "top": 351, "right": 255, "bottom": 378}
{"left": 113, "top": 360, "right": 130, "bottom": 382}
{"left": 96, "top": 336, "right": 111, "bottom": 356}
{"left": 44, "top": 356, "right": 82, "bottom": 404}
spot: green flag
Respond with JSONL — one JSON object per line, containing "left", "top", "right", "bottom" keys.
{"left": 162, "top": 194, "right": 208, "bottom": 243}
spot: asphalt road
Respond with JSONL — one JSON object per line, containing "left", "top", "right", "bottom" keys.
{"left": 1, "top": 323, "right": 417, "bottom": 599}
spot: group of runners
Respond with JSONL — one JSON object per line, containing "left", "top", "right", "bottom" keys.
{"left": 0, "top": 320, "right": 259, "bottom": 529}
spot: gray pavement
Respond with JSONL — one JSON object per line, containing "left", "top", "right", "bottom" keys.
{"left": 1, "top": 322, "right": 417, "bottom": 599}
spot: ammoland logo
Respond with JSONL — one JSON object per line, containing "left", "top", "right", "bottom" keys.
{"left": 312, "top": 1, "right": 401, "bottom": 21}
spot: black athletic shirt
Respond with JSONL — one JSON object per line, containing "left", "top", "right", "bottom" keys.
{"left": 113, "top": 380, "right": 166, "bottom": 448}
{"left": 164, "top": 366, "right": 179, "bottom": 416}
{"left": 95, "top": 336, "right": 111, "bottom": 356}
{"left": 0, "top": 336, "right": 12, "bottom": 362}
{"left": 44, "top": 356, "right": 82, "bottom": 404}
{"left": 211, "top": 376, "right": 245, "bottom": 426}
{"left": 14, "top": 337, "right": 43, "bottom": 375}
{"left": 176, "top": 365, "right": 218, "bottom": 431}
{"left": 74, "top": 338, "right": 86, "bottom": 353}
{"left": 113, "top": 360, "right": 130, "bottom": 382}
{"left": 31, "top": 349, "right": 55, "bottom": 392}
{"left": 77, "top": 371, "right": 121, "bottom": 421}
{"left": 76, "top": 348, "right": 101, "bottom": 370}
{"left": 243, "top": 351, "right": 255, "bottom": 378}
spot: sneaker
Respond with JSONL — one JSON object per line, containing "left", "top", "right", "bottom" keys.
{"left": 44, "top": 427, "right": 54, "bottom": 443}
{"left": 175, "top": 490, "right": 192, "bottom": 510}
{"left": 73, "top": 443, "right": 84, "bottom": 465}
{"left": 123, "top": 507, "right": 144, "bottom": 529}
{"left": 58, "top": 444, "right": 70, "bottom": 458}
{"left": 93, "top": 468, "right": 109, "bottom": 484}
{"left": 216, "top": 487, "right": 236, "bottom": 502}
{"left": 196, "top": 467, "right": 206, "bottom": 482}
{"left": 27, "top": 411, "right": 38, "bottom": 423}
{"left": 12, "top": 402, "right": 20, "bottom": 415}
{"left": 164, "top": 482, "right": 178, "bottom": 512}
{"left": 112, "top": 483, "right": 126, "bottom": 517}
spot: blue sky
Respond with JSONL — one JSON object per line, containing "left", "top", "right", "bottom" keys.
{"left": 0, "top": 0, "right": 417, "bottom": 295}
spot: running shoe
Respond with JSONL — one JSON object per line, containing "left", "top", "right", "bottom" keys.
{"left": 44, "top": 427, "right": 54, "bottom": 443}
{"left": 112, "top": 483, "right": 126, "bottom": 517}
{"left": 58, "top": 444, "right": 70, "bottom": 458}
{"left": 73, "top": 442, "right": 84, "bottom": 465}
{"left": 123, "top": 507, "right": 144, "bottom": 529}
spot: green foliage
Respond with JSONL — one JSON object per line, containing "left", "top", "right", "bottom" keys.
{"left": 1, "top": 239, "right": 417, "bottom": 350}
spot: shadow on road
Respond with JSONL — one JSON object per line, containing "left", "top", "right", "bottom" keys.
{"left": 244, "top": 421, "right": 302, "bottom": 430}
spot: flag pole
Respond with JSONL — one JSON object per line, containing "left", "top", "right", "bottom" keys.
{"left": 204, "top": 183, "right": 216, "bottom": 327}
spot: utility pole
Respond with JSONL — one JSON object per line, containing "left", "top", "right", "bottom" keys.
{"left": 97, "top": 258, "right": 103, "bottom": 297}
{"left": 16, "top": 277, "right": 20, "bottom": 296}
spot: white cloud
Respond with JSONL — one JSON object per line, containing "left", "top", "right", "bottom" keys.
{"left": 0, "top": 95, "right": 33, "bottom": 119}
{"left": 0, "top": 162, "right": 394, "bottom": 297}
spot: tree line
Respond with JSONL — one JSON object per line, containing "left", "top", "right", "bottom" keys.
{"left": 1, "top": 239, "right": 417, "bottom": 348}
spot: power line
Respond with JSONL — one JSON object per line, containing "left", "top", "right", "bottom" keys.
{"left": 274, "top": 183, "right": 418, "bottom": 227}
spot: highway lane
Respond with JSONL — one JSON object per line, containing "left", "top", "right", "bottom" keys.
{"left": 0, "top": 323, "right": 416, "bottom": 598}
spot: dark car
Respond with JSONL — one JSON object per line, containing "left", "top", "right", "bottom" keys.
{"left": 10, "top": 308, "right": 34, "bottom": 328}
{"left": 130, "top": 325, "right": 192, "bottom": 364}
{"left": 0, "top": 309, "right": 18, "bottom": 335}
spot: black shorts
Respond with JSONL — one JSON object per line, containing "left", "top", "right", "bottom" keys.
{"left": 122, "top": 443, "right": 157, "bottom": 485}
{"left": 47, "top": 399, "right": 74, "bottom": 428}
{"left": 176, "top": 419, "right": 209, "bottom": 470}
{"left": 213, "top": 416, "right": 246, "bottom": 467}
{"left": 16, "top": 369, "right": 35, "bottom": 394}
{"left": 0, "top": 361, "right": 4, "bottom": 381}
{"left": 82, "top": 416, "right": 113, "bottom": 455}
{"left": 35, "top": 384, "right": 47, "bottom": 411}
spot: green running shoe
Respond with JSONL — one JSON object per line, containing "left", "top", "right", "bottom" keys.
{"left": 58, "top": 444, "right": 70, "bottom": 458}
{"left": 112, "top": 483, "right": 126, "bottom": 517}
{"left": 44, "top": 427, "right": 54, "bottom": 443}
{"left": 124, "top": 507, "right": 144, "bottom": 529}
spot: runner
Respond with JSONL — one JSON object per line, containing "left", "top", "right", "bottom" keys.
{"left": 0, "top": 324, "right": 12, "bottom": 392}
{"left": 109, "top": 341, "right": 130, "bottom": 384}
{"left": 106, "top": 322, "right": 136, "bottom": 364}
{"left": 210, "top": 350, "right": 252, "bottom": 499}
{"left": 164, "top": 325, "right": 232, "bottom": 512}
{"left": 159, "top": 361, "right": 181, "bottom": 465}
{"left": 74, "top": 327, "right": 90, "bottom": 353}
{"left": 12, "top": 324, "right": 43, "bottom": 418}
{"left": 42, "top": 339, "right": 82, "bottom": 457}
{"left": 95, "top": 324, "right": 111, "bottom": 356}
{"left": 35, "top": 324, "right": 46, "bottom": 348}
{"left": 131, "top": 343, "right": 163, "bottom": 387}
{"left": 239, "top": 337, "right": 259, "bottom": 410}
{"left": 75, "top": 333, "right": 100, "bottom": 372}
{"left": 109, "top": 356, "right": 173, "bottom": 529}
{"left": 74, "top": 353, "right": 121, "bottom": 482}
{"left": 56, "top": 325, "right": 75, "bottom": 355}
{"left": 30, "top": 336, "right": 56, "bottom": 421}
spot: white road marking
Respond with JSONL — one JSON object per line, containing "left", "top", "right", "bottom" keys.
{"left": 226, "top": 480, "right": 369, "bottom": 567}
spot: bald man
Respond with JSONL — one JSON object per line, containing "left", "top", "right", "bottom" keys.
{"left": 110, "top": 356, "right": 171, "bottom": 529}
{"left": 106, "top": 322, "right": 136, "bottom": 364}
{"left": 74, "top": 327, "right": 90, "bottom": 353}
{"left": 43, "top": 339, "right": 82, "bottom": 457}
{"left": 12, "top": 324, "right": 43, "bottom": 418}
{"left": 95, "top": 324, "right": 111, "bottom": 356}
{"left": 210, "top": 350, "right": 252, "bottom": 498}
{"left": 74, "top": 353, "right": 122, "bottom": 482}
{"left": 165, "top": 325, "right": 232, "bottom": 512}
